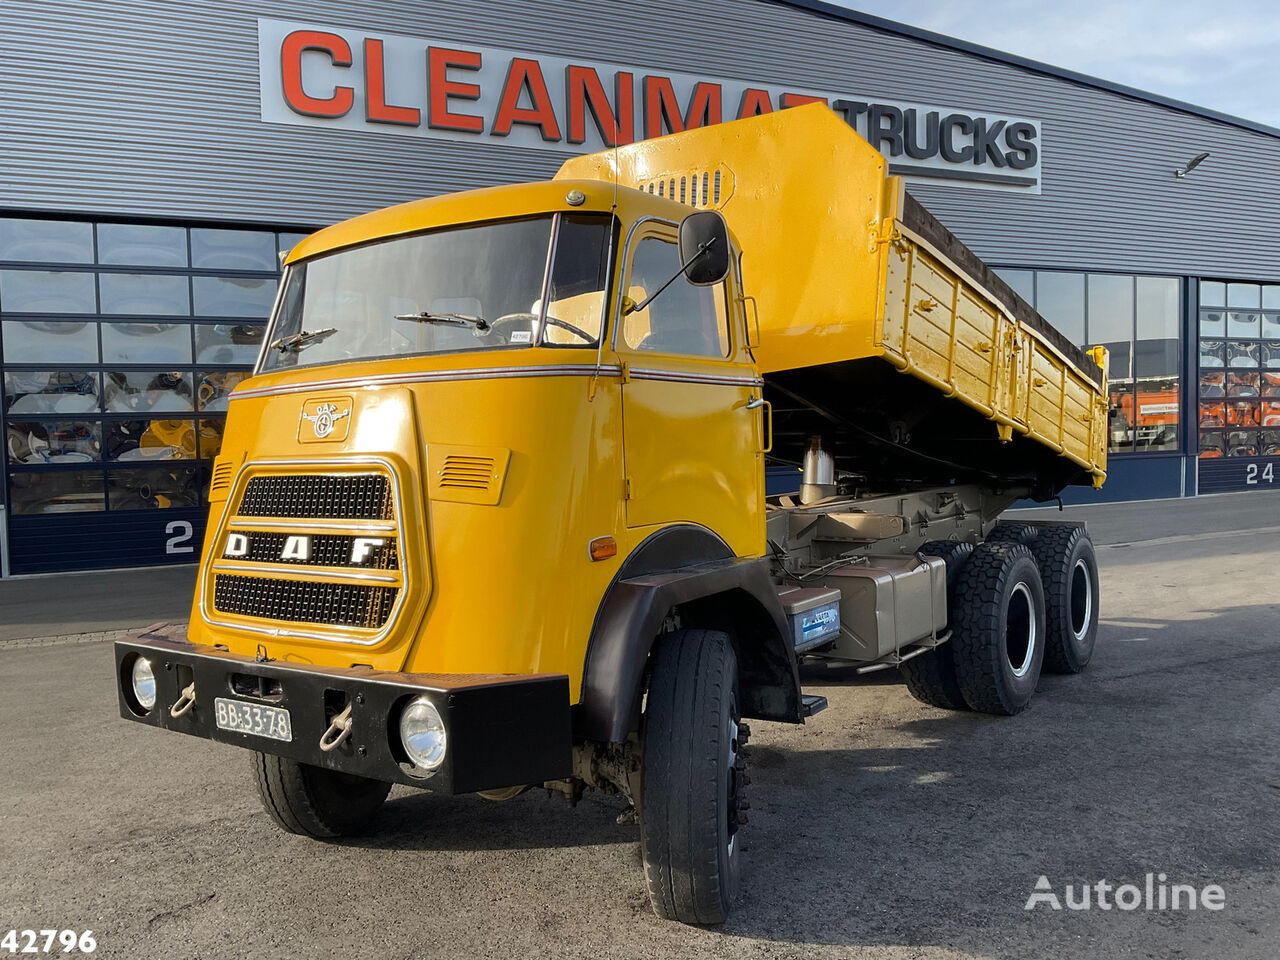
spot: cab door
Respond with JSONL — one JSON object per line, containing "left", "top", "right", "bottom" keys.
{"left": 616, "top": 222, "right": 764, "bottom": 558}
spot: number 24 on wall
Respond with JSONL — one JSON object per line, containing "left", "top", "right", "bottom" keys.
{"left": 1246, "top": 463, "right": 1275, "bottom": 485}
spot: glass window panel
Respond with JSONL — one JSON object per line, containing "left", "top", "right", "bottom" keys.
{"left": 198, "top": 418, "right": 225, "bottom": 459}
{"left": 97, "top": 223, "right": 187, "bottom": 268}
{"left": 1033, "top": 271, "right": 1084, "bottom": 344}
{"left": 192, "top": 276, "right": 277, "bottom": 318}
{"left": 1227, "top": 283, "right": 1260, "bottom": 308}
{"left": 1225, "top": 431, "right": 1259, "bottom": 457}
{"left": 1107, "top": 383, "right": 1135, "bottom": 454}
{"left": 995, "top": 268, "right": 1034, "bottom": 304}
{"left": 278, "top": 233, "right": 311, "bottom": 259}
{"left": 1262, "top": 313, "right": 1280, "bottom": 341}
{"left": 2, "top": 320, "right": 98, "bottom": 363}
{"left": 9, "top": 469, "right": 105, "bottom": 514}
{"left": 194, "top": 322, "right": 265, "bottom": 364}
{"left": 1135, "top": 339, "right": 1179, "bottom": 378}
{"left": 4, "top": 370, "right": 100, "bottom": 415}
{"left": 1199, "top": 371, "right": 1225, "bottom": 398}
{"left": 197, "top": 370, "right": 250, "bottom": 411}
{"left": 1261, "top": 429, "right": 1280, "bottom": 456}
{"left": 108, "top": 465, "right": 203, "bottom": 509}
{"left": 0, "top": 219, "right": 93, "bottom": 264}
{"left": 1198, "top": 430, "right": 1225, "bottom": 459}
{"left": 103, "top": 371, "right": 193, "bottom": 413}
{"left": 6, "top": 420, "right": 100, "bottom": 463}
{"left": 1134, "top": 382, "right": 1179, "bottom": 452}
{"left": 1263, "top": 286, "right": 1280, "bottom": 309}
{"left": 1199, "top": 402, "right": 1225, "bottom": 427}
{"left": 0, "top": 270, "right": 96, "bottom": 313}
{"left": 105, "top": 420, "right": 158, "bottom": 461}
{"left": 1226, "top": 311, "right": 1261, "bottom": 338}
{"left": 1226, "top": 372, "right": 1259, "bottom": 397}
{"left": 1199, "top": 281, "right": 1225, "bottom": 307}
{"left": 1198, "top": 340, "right": 1224, "bottom": 369}
{"left": 138, "top": 418, "right": 198, "bottom": 459}
{"left": 98, "top": 273, "right": 190, "bottom": 315}
{"left": 1262, "top": 372, "right": 1280, "bottom": 397}
{"left": 1136, "top": 277, "right": 1179, "bottom": 339}
{"left": 1087, "top": 274, "right": 1134, "bottom": 345}
{"left": 1099, "top": 341, "right": 1131, "bottom": 381}
{"left": 1225, "top": 341, "right": 1259, "bottom": 370}
{"left": 1199, "top": 310, "right": 1226, "bottom": 337}
{"left": 1226, "top": 400, "right": 1260, "bottom": 428}
{"left": 1262, "top": 401, "right": 1280, "bottom": 427}
{"left": 101, "top": 322, "right": 192, "bottom": 364}
{"left": 190, "top": 229, "right": 278, "bottom": 271}
{"left": 105, "top": 419, "right": 196, "bottom": 461}
{"left": 622, "top": 237, "right": 729, "bottom": 356}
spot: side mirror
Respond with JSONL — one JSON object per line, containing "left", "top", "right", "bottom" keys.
{"left": 678, "top": 211, "right": 730, "bottom": 286}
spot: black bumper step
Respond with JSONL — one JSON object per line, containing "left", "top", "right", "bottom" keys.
{"left": 800, "top": 694, "right": 828, "bottom": 717}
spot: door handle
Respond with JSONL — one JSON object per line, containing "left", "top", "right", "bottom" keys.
{"left": 746, "top": 396, "right": 772, "bottom": 453}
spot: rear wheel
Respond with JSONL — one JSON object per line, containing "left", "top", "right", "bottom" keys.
{"left": 950, "top": 541, "right": 1046, "bottom": 715}
{"left": 640, "top": 629, "right": 744, "bottom": 925}
{"left": 1030, "top": 526, "right": 1100, "bottom": 673}
{"left": 251, "top": 753, "right": 391, "bottom": 838}
{"left": 985, "top": 521, "right": 1038, "bottom": 545}
{"left": 900, "top": 540, "right": 974, "bottom": 710}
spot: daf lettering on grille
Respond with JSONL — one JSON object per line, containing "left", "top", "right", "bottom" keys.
{"left": 223, "top": 532, "right": 388, "bottom": 565}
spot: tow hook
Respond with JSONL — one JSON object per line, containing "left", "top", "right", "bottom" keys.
{"left": 169, "top": 683, "right": 197, "bottom": 719}
{"left": 319, "top": 704, "right": 354, "bottom": 752}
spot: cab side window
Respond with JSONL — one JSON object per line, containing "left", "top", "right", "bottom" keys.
{"left": 622, "top": 236, "right": 730, "bottom": 357}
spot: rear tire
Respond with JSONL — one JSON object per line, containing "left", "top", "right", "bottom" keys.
{"left": 985, "top": 521, "right": 1038, "bottom": 544}
{"left": 950, "top": 541, "right": 1046, "bottom": 715}
{"left": 900, "top": 540, "right": 973, "bottom": 710}
{"left": 640, "top": 629, "right": 743, "bottom": 925}
{"left": 1030, "top": 526, "right": 1100, "bottom": 673}
{"left": 251, "top": 753, "right": 392, "bottom": 838}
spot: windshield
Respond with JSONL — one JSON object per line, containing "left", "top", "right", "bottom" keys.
{"left": 261, "top": 213, "right": 614, "bottom": 371}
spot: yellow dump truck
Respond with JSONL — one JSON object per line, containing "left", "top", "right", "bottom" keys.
{"left": 114, "top": 105, "right": 1107, "bottom": 924}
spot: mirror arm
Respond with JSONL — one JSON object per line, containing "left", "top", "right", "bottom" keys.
{"left": 627, "top": 238, "right": 716, "bottom": 315}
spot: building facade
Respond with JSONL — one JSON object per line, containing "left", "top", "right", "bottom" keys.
{"left": 3, "top": 0, "right": 1279, "bottom": 574}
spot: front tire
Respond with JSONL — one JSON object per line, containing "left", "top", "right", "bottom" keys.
{"left": 639, "top": 629, "right": 744, "bottom": 925}
{"left": 950, "top": 541, "right": 1047, "bottom": 715}
{"left": 252, "top": 753, "right": 391, "bottom": 838}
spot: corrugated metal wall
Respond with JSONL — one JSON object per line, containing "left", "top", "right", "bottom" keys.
{"left": 3, "top": 0, "right": 1279, "bottom": 280}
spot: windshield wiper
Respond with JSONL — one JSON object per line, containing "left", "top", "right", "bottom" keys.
{"left": 270, "top": 327, "right": 338, "bottom": 353}
{"left": 395, "top": 311, "right": 491, "bottom": 333}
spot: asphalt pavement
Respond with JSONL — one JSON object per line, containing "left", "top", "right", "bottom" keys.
{"left": 2, "top": 491, "right": 1279, "bottom": 959}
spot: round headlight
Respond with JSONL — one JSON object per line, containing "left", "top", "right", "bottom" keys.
{"left": 399, "top": 696, "right": 446, "bottom": 772}
{"left": 131, "top": 657, "right": 157, "bottom": 711}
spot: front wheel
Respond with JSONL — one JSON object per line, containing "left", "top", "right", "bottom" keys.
{"left": 639, "top": 629, "right": 744, "bottom": 925}
{"left": 251, "top": 753, "right": 391, "bottom": 838}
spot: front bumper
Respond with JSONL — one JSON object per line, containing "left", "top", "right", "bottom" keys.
{"left": 113, "top": 624, "right": 572, "bottom": 793}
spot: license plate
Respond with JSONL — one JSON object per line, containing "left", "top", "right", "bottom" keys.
{"left": 214, "top": 697, "right": 293, "bottom": 742}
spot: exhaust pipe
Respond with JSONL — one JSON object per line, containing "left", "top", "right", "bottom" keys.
{"left": 799, "top": 436, "right": 837, "bottom": 504}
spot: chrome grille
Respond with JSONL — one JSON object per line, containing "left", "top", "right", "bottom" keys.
{"left": 213, "top": 574, "right": 397, "bottom": 629}
{"left": 209, "top": 466, "right": 405, "bottom": 640}
{"left": 238, "top": 473, "right": 392, "bottom": 519}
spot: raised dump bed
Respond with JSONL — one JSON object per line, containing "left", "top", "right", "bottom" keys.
{"left": 558, "top": 104, "right": 1108, "bottom": 499}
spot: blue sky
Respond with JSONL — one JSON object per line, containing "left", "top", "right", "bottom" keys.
{"left": 833, "top": 0, "right": 1280, "bottom": 128}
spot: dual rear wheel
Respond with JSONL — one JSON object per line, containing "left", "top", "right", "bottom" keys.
{"left": 904, "top": 525, "right": 1099, "bottom": 715}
